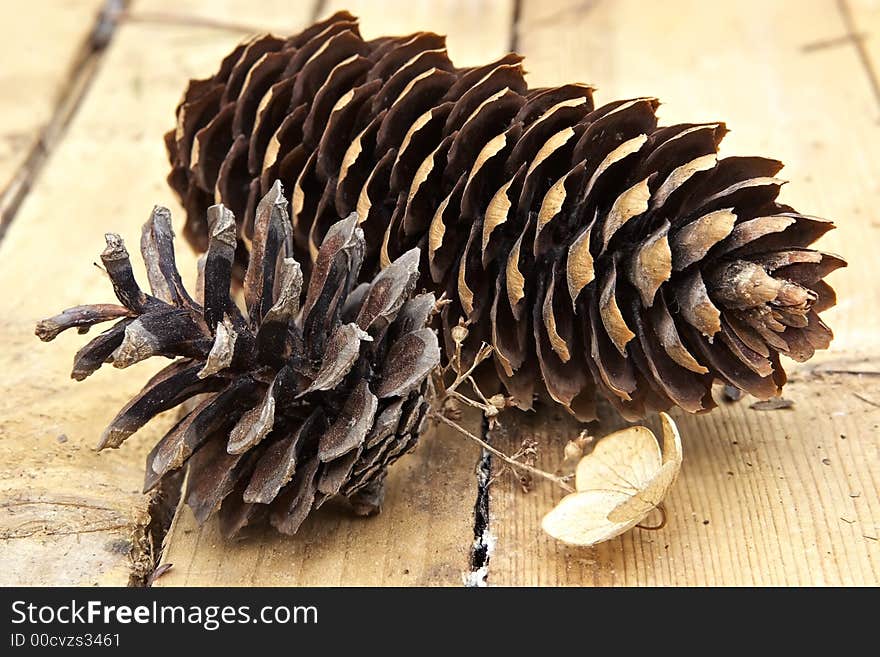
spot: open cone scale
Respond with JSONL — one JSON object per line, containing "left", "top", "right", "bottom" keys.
{"left": 36, "top": 183, "right": 440, "bottom": 537}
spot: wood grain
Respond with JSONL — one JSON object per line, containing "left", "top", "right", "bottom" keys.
{"left": 2, "top": 0, "right": 877, "bottom": 587}
{"left": 490, "top": 376, "right": 880, "bottom": 586}
{"left": 324, "top": 0, "right": 516, "bottom": 66}
{"left": 155, "top": 410, "right": 483, "bottom": 586}
{"left": 486, "top": 0, "right": 880, "bottom": 586}
{"left": 0, "top": 0, "right": 318, "bottom": 586}
{"left": 0, "top": 0, "right": 106, "bottom": 215}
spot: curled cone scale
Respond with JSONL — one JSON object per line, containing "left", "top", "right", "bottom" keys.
{"left": 35, "top": 182, "right": 440, "bottom": 537}
{"left": 166, "top": 11, "right": 844, "bottom": 421}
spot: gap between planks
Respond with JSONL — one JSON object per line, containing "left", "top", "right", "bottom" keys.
{"left": 0, "top": 0, "right": 126, "bottom": 241}
{"left": 0, "top": 0, "right": 328, "bottom": 587}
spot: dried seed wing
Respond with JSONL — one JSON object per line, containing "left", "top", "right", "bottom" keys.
{"left": 541, "top": 489, "right": 634, "bottom": 547}
{"left": 575, "top": 425, "right": 662, "bottom": 493}
{"left": 607, "top": 459, "right": 680, "bottom": 523}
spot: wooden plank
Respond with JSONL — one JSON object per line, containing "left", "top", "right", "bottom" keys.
{"left": 486, "top": 0, "right": 880, "bottom": 586}
{"left": 156, "top": 410, "right": 483, "bottom": 586}
{"left": 154, "top": 0, "right": 515, "bottom": 587}
{"left": 844, "top": 0, "right": 880, "bottom": 110}
{"left": 0, "top": 0, "right": 314, "bottom": 586}
{"left": 327, "top": 0, "right": 515, "bottom": 66}
{"left": 490, "top": 376, "right": 880, "bottom": 586}
{"left": 0, "top": 0, "right": 106, "bottom": 217}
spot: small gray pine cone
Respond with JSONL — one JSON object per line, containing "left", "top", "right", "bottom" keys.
{"left": 166, "top": 11, "right": 845, "bottom": 421}
{"left": 35, "top": 182, "right": 440, "bottom": 537}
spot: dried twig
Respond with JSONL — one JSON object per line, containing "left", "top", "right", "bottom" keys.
{"left": 431, "top": 411, "right": 575, "bottom": 493}
{"left": 429, "top": 316, "right": 580, "bottom": 494}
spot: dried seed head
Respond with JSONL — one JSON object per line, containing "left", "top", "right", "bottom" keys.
{"left": 488, "top": 394, "right": 507, "bottom": 411}
{"left": 543, "top": 413, "right": 682, "bottom": 546}
{"left": 36, "top": 184, "right": 439, "bottom": 538}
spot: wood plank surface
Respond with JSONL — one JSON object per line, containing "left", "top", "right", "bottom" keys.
{"left": 154, "top": 0, "right": 514, "bottom": 587}
{"left": 0, "top": 0, "right": 315, "bottom": 586}
{"left": 0, "top": 0, "right": 106, "bottom": 220}
{"left": 156, "top": 410, "right": 483, "bottom": 586}
{"left": 329, "top": 0, "right": 515, "bottom": 66}
{"left": 1, "top": 0, "right": 877, "bottom": 587}
{"left": 490, "top": 376, "right": 880, "bottom": 586}
{"left": 486, "top": 0, "right": 880, "bottom": 586}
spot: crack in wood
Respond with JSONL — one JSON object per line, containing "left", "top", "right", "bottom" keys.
{"left": 837, "top": 0, "right": 880, "bottom": 116}
{"left": 2, "top": 523, "right": 130, "bottom": 540}
{"left": 465, "top": 416, "right": 493, "bottom": 587}
{"left": 510, "top": 0, "right": 523, "bottom": 54}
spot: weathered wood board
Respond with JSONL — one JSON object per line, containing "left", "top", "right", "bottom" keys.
{"left": 0, "top": 0, "right": 877, "bottom": 586}
{"left": 0, "top": 0, "right": 107, "bottom": 224}
{"left": 0, "top": 0, "right": 321, "bottom": 586}
{"left": 485, "top": 0, "right": 879, "bottom": 586}
{"left": 490, "top": 375, "right": 880, "bottom": 586}
{"left": 156, "top": 410, "right": 483, "bottom": 586}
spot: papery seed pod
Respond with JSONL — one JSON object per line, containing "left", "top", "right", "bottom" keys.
{"left": 35, "top": 182, "right": 440, "bottom": 537}
{"left": 166, "top": 11, "right": 845, "bottom": 421}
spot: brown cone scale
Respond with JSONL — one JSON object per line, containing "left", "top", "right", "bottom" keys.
{"left": 166, "top": 11, "right": 845, "bottom": 421}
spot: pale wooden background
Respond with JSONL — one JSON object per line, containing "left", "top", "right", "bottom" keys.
{"left": 0, "top": 0, "right": 877, "bottom": 586}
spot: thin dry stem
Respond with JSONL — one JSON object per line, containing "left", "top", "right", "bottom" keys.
{"left": 430, "top": 308, "right": 576, "bottom": 494}
{"left": 635, "top": 503, "right": 668, "bottom": 531}
{"left": 430, "top": 410, "right": 575, "bottom": 493}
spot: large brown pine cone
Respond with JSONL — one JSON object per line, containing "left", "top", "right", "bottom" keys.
{"left": 35, "top": 183, "right": 440, "bottom": 537}
{"left": 166, "top": 11, "right": 845, "bottom": 421}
